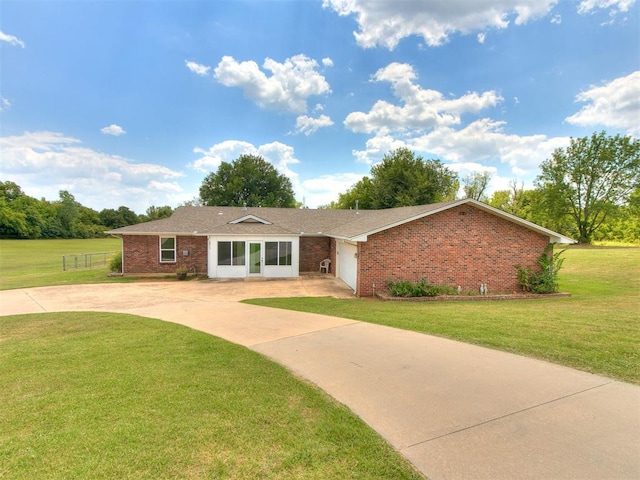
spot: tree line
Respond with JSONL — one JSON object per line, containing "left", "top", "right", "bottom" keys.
{"left": 0, "top": 182, "right": 173, "bottom": 239}
{"left": 1, "top": 132, "right": 638, "bottom": 243}
{"left": 318, "top": 133, "right": 638, "bottom": 244}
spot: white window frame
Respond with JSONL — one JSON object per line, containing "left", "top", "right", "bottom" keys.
{"left": 265, "top": 241, "right": 292, "bottom": 266}
{"left": 217, "top": 240, "right": 246, "bottom": 266}
{"left": 159, "top": 236, "right": 176, "bottom": 263}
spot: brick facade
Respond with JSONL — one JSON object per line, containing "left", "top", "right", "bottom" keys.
{"left": 356, "top": 204, "right": 549, "bottom": 297}
{"left": 123, "top": 235, "right": 207, "bottom": 275}
{"left": 119, "top": 204, "right": 552, "bottom": 295}
{"left": 299, "top": 236, "right": 331, "bottom": 272}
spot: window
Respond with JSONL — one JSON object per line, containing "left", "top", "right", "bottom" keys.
{"left": 218, "top": 241, "right": 245, "bottom": 266}
{"left": 265, "top": 241, "right": 292, "bottom": 266}
{"left": 160, "top": 237, "right": 176, "bottom": 262}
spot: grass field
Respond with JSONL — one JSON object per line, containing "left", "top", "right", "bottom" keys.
{"left": 0, "top": 238, "right": 127, "bottom": 290}
{"left": 1, "top": 240, "right": 638, "bottom": 477}
{"left": 0, "top": 312, "right": 422, "bottom": 479}
{"left": 246, "top": 246, "right": 640, "bottom": 384}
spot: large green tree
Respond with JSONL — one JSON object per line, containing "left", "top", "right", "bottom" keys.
{"left": 488, "top": 180, "right": 532, "bottom": 218}
{"left": 142, "top": 205, "right": 174, "bottom": 222}
{"left": 594, "top": 186, "right": 640, "bottom": 244}
{"left": 199, "top": 154, "right": 297, "bottom": 208}
{"left": 326, "top": 177, "right": 375, "bottom": 210}
{"left": 535, "top": 132, "right": 640, "bottom": 243}
{"left": 330, "top": 148, "right": 458, "bottom": 210}
{"left": 99, "top": 206, "right": 140, "bottom": 229}
{"left": 0, "top": 181, "right": 51, "bottom": 238}
{"left": 462, "top": 172, "right": 492, "bottom": 201}
{"left": 370, "top": 148, "right": 458, "bottom": 208}
{"left": 52, "top": 190, "right": 103, "bottom": 238}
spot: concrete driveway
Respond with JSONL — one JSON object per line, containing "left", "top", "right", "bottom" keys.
{"left": 1, "top": 278, "right": 639, "bottom": 480}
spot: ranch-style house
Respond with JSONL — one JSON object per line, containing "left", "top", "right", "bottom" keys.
{"left": 106, "top": 198, "right": 574, "bottom": 297}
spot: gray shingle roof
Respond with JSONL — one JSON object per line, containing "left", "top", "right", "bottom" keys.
{"left": 105, "top": 199, "right": 576, "bottom": 243}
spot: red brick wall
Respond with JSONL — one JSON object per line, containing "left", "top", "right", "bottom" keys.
{"left": 357, "top": 204, "right": 549, "bottom": 296}
{"left": 122, "top": 235, "right": 207, "bottom": 275}
{"left": 299, "top": 236, "right": 331, "bottom": 272}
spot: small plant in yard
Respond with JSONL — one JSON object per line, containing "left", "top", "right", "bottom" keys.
{"left": 387, "top": 278, "right": 457, "bottom": 297}
{"left": 516, "top": 244, "right": 565, "bottom": 294}
{"left": 108, "top": 251, "right": 122, "bottom": 273}
{"left": 176, "top": 265, "right": 189, "bottom": 280}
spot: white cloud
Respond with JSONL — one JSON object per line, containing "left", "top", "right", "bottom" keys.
{"left": 322, "top": 57, "right": 334, "bottom": 67}
{"left": 322, "top": 0, "right": 557, "bottom": 49}
{"left": 351, "top": 129, "right": 407, "bottom": 164}
{"left": 191, "top": 140, "right": 303, "bottom": 199}
{"left": 213, "top": 54, "right": 331, "bottom": 113}
{"left": 477, "top": 32, "right": 486, "bottom": 44}
{"left": 565, "top": 71, "right": 640, "bottom": 136}
{"left": 293, "top": 114, "right": 334, "bottom": 136}
{"left": 578, "top": 0, "right": 636, "bottom": 14}
{"left": 0, "top": 30, "right": 25, "bottom": 48}
{"left": 350, "top": 118, "right": 570, "bottom": 183}
{"left": 407, "top": 119, "right": 569, "bottom": 175}
{"left": 0, "top": 131, "right": 185, "bottom": 212}
{"left": 148, "top": 180, "right": 183, "bottom": 192}
{"left": 447, "top": 162, "right": 497, "bottom": 178}
{"left": 0, "top": 97, "right": 10, "bottom": 112}
{"left": 551, "top": 14, "right": 562, "bottom": 23}
{"left": 191, "top": 140, "right": 257, "bottom": 172}
{"left": 301, "top": 172, "right": 366, "bottom": 207}
{"left": 344, "top": 62, "right": 502, "bottom": 134}
{"left": 100, "top": 124, "right": 126, "bottom": 136}
{"left": 344, "top": 61, "right": 570, "bottom": 185}
{"left": 185, "top": 60, "right": 211, "bottom": 76}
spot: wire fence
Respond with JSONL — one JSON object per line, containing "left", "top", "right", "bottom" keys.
{"left": 62, "top": 252, "right": 115, "bottom": 271}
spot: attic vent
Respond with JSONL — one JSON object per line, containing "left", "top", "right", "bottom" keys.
{"left": 229, "top": 214, "right": 272, "bottom": 225}
{"left": 459, "top": 211, "right": 467, "bottom": 216}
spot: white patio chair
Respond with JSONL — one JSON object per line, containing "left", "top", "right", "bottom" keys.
{"left": 319, "top": 258, "right": 331, "bottom": 273}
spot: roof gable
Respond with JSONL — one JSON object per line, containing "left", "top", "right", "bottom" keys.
{"left": 326, "top": 199, "right": 575, "bottom": 244}
{"left": 228, "top": 214, "right": 272, "bottom": 225}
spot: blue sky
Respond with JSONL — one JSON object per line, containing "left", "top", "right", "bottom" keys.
{"left": 1, "top": 0, "right": 638, "bottom": 213}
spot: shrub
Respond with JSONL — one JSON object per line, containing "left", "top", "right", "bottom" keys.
{"left": 516, "top": 244, "right": 565, "bottom": 294}
{"left": 387, "top": 279, "right": 456, "bottom": 297}
{"left": 108, "top": 251, "right": 122, "bottom": 273}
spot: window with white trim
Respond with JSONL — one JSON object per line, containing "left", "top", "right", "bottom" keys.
{"left": 265, "top": 241, "right": 292, "bottom": 266}
{"left": 218, "top": 241, "right": 246, "bottom": 266}
{"left": 159, "top": 237, "right": 176, "bottom": 262}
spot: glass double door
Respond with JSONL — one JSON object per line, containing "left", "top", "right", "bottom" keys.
{"left": 249, "top": 242, "right": 261, "bottom": 275}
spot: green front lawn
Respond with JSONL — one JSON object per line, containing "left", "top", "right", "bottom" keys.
{"left": 0, "top": 238, "right": 128, "bottom": 290}
{"left": 246, "top": 246, "right": 640, "bottom": 384}
{"left": 0, "top": 312, "right": 423, "bottom": 479}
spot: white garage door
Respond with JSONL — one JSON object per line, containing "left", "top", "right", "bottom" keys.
{"left": 337, "top": 241, "right": 358, "bottom": 291}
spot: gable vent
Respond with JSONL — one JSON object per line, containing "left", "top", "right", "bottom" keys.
{"left": 229, "top": 214, "right": 272, "bottom": 225}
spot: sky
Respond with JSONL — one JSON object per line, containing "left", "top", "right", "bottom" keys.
{"left": 1, "top": 0, "right": 638, "bottom": 213}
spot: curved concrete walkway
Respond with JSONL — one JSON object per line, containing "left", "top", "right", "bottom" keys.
{"left": 1, "top": 279, "right": 638, "bottom": 480}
